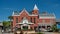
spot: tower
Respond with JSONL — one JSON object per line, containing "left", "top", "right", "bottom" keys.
{"left": 32, "top": 4, "right": 39, "bottom": 15}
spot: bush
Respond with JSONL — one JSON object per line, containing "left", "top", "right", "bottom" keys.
{"left": 51, "top": 24, "right": 57, "bottom": 32}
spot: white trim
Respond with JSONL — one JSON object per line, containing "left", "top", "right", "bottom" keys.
{"left": 17, "top": 17, "right": 34, "bottom": 25}
{"left": 21, "top": 25, "right": 30, "bottom": 29}
{"left": 17, "top": 22, "right": 34, "bottom": 25}
{"left": 38, "top": 23, "right": 53, "bottom": 26}
{"left": 29, "top": 14, "right": 38, "bottom": 16}
{"left": 19, "top": 8, "right": 38, "bottom": 16}
{"left": 12, "top": 8, "right": 38, "bottom": 16}
{"left": 12, "top": 15, "right": 20, "bottom": 16}
{"left": 19, "top": 8, "right": 29, "bottom": 15}
{"left": 39, "top": 17, "right": 56, "bottom": 19}
{"left": 12, "top": 14, "right": 38, "bottom": 16}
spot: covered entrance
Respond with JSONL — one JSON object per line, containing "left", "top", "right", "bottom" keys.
{"left": 21, "top": 24, "right": 30, "bottom": 30}
{"left": 17, "top": 17, "right": 34, "bottom": 30}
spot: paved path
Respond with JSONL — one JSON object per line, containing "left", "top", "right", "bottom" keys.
{"left": 42, "top": 32, "right": 60, "bottom": 34}
{"left": 0, "top": 29, "right": 2, "bottom": 34}
{"left": 2, "top": 32, "right": 14, "bottom": 34}
{"left": 1, "top": 32, "right": 60, "bottom": 34}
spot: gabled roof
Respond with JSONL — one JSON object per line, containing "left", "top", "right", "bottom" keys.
{"left": 19, "top": 8, "right": 29, "bottom": 15}
{"left": 12, "top": 8, "right": 38, "bottom": 16}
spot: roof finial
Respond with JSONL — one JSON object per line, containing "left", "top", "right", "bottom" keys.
{"left": 23, "top": 8, "right": 26, "bottom": 11}
{"left": 33, "top": 4, "right": 39, "bottom": 10}
{"left": 23, "top": 8, "right": 25, "bottom": 10}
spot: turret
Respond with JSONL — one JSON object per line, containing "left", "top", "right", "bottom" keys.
{"left": 32, "top": 4, "right": 39, "bottom": 15}
{"left": 12, "top": 11, "right": 14, "bottom": 16}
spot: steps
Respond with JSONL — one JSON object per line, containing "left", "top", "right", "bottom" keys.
{"left": 16, "top": 30, "right": 36, "bottom": 34}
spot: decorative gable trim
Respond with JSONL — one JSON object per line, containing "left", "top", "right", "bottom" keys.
{"left": 19, "top": 8, "right": 29, "bottom": 15}
{"left": 12, "top": 8, "right": 38, "bottom": 16}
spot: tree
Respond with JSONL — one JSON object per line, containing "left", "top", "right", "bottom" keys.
{"left": 51, "top": 24, "right": 57, "bottom": 32}
{"left": 3, "top": 21, "right": 10, "bottom": 27}
{"left": 8, "top": 16, "right": 13, "bottom": 21}
{"left": 3, "top": 21, "right": 11, "bottom": 31}
{"left": 8, "top": 16, "right": 13, "bottom": 28}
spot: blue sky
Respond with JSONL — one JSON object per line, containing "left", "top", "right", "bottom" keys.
{"left": 0, "top": 0, "right": 60, "bottom": 22}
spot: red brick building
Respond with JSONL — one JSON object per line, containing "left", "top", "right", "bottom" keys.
{"left": 12, "top": 4, "right": 56, "bottom": 31}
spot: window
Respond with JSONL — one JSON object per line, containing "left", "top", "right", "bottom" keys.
{"left": 40, "top": 19, "right": 43, "bottom": 23}
{"left": 38, "top": 15, "right": 39, "bottom": 18}
{"left": 38, "top": 26, "right": 41, "bottom": 28}
{"left": 45, "top": 19, "right": 50, "bottom": 23}
{"left": 43, "top": 19, "right": 45, "bottom": 23}
{"left": 42, "top": 26, "right": 45, "bottom": 28}
{"left": 16, "top": 18, "right": 18, "bottom": 23}
{"left": 30, "top": 18, "right": 32, "bottom": 22}
{"left": 22, "top": 17, "right": 23, "bottom": 19}
{"left": 34, "top": 26, "right": 37, "bottom": 30}
{"left": 34, "top": 18, "right": 36, "bottom": 23}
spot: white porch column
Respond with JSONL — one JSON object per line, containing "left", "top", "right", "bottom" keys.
{"left": 45, "top": 25, "right": 47, "bottom": 29}
{"left": 28, "top": 25, "right": 30, "bottom": 29}
{"left": 21, "top": 25, "right": 23, "bottom": 29}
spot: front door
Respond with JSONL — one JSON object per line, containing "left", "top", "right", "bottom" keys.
{"left": 23, "top": 26, "right": 28, "bottom": 30}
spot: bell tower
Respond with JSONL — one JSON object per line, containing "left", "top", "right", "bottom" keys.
{"left": 32, "top": 4, "right": 39, "bottom": 15}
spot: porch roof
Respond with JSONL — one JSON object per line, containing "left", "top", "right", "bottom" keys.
{"left": 17, "top": 22, "right": 34, "bottom": 25}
